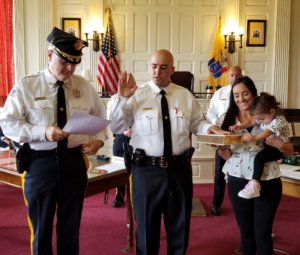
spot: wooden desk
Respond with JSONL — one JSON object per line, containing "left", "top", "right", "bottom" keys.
{"left": 0, "top": 151, "right": 133, "bottom": 251}
{"left": 281, "top": 177, "right": 300, "bottom": 199}
{"left": 279, "top": 163, "right": 300, "bottom": 199}
{"left": 0, "top": 151, "right": 20, "bottom": 186}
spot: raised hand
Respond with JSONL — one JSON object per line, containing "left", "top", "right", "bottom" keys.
{"left": 118, "top": 71, "right": 137, "bottom": 98}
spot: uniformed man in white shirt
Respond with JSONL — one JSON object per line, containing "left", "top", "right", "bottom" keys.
{"left": 107, "top": 94, "right": 131, "bottom": 208}
{"left": 108, "top": 49, "right": 208, "bottom": 255}
{"left": 206, "top": 66, "right": 242, "bottom": 216}
{"left": 0, "top": 27, "right": 107, "bottom": 255}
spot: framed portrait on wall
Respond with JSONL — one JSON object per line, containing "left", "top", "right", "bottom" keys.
{"left": 61, "top": 18, "right": 81, "bottom": 38}
{"left": 246, "top": 20, "right": 266, "bottom": 47}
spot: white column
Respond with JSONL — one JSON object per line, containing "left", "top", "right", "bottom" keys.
{"left": 86, "top": 0, "right": 104, "bottom": 92}
{"left": 273, "top": 0, "right": 291, "bottom": 107}
{"left": 37, "top": 0, "right": 52, "bottom": 70}
{"left": 13, "top": 0, "right": 25, "bottom": 82}
{"left": 90, "top": 51, "right": 102, "bottom": 92}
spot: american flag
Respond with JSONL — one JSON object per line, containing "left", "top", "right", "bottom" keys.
{"left": 97, "top": 13, "right": 120, "bottom": 94}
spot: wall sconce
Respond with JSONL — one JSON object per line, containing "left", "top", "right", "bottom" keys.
{"left": 223, "top": 27, "right": 244, "bottom": 54}
{"left": 84, "top": 31, "right": 104, "bottom": 52}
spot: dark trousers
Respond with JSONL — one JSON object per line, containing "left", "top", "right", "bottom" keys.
{"left": 22, "top": 151, "right": 88, "bottom": 255}
{"left": 132, "top": 161, "right": 193, "bottom": 255}
{"left": 212, "top": 151, "right": 226, "bottom": 209}
{"left": 252, "top": 145, "right": 283, "bottom": 181}
{"left": 228, "top": 175, "right": 282, "bottom": 255}
{"left": 113, "top": 134, "right": 130, "bottom": 197}
{"left": 113, "top": 134, "right": 130, "bottom": 157}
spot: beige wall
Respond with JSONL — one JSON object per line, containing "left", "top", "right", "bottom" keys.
{"left": 12, "top": 0, "right": 300, "bottom": 183}
{"left": 14, "top": 0, "right": 300, "bottom": 108}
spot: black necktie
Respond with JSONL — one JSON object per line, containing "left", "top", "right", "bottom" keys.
{"left": 56, "top": 81, "right": 67, "bottom": 153}
{"left": 160, "top": 90, "right": 172, "bottom": 161}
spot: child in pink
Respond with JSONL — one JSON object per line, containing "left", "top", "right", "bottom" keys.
{"left": 230, "top": 92, "right": 290, "bottom": 199}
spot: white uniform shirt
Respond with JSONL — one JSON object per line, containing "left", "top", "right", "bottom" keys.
{"left": 206, "top": 85, "right": 231, "bottom": 126}
{"left": 222, "top": 123, "right": 281, "bottom": 180}
{"left": 107, "top": 93, "right": 126, "bottom": 135}
{"left": 0, "top": 68, "right": 107, "bottom": 150}
{"left": 108, "top": 81, "right": 207, "bottom": 157}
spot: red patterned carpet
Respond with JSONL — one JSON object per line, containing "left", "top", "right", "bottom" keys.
{"left": 0, "top": 183, "right": 299, "bottom": 255}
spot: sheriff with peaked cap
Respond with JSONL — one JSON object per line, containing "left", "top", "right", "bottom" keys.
{"left": 47, "top": 26, "right": 88, "bottom": 64}
{"left": 0, "top": 26, "right": 107, "bottom": 255}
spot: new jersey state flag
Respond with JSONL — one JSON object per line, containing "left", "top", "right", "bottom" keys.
{"left": 208, "top": 17, "right": 228, "bottom": 88}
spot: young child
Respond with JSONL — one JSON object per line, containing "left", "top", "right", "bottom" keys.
{"left": 229, "top": 92, "right": 291, "bottom": 199}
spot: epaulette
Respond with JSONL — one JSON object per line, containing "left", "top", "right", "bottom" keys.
{"left": 20, "top": 72, "right": 42, "bottom": 82}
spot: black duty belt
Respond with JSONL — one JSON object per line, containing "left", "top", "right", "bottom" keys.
{"left": 134, "top": 154, "right": 185, "bottom": 168}
{"left": 31, "top": 146, "right": 82, "bottom": 159}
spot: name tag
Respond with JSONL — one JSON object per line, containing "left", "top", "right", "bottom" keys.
{"left": 143, "top": 107, "right": 153, "bottom": 111}
{"left": 34, "top": 97, "right": 47, "bottom": 101}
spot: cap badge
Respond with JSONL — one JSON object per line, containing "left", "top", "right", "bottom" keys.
{"left": 75, "top": 40, "right": 84, "bottom": 50}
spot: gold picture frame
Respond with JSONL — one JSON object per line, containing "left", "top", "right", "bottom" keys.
{"left": 246, "top": 20, "right": 266, "bottom": 47}
{"left": 61, "top": 18, "right": 81, "bottom": 38}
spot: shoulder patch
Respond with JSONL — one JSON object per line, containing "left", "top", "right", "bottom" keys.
{"left": 23, "top": 73, "right": 40, "bottom": 78}
{"left": 9, "top": 88, "right": 17, "bottom": 97}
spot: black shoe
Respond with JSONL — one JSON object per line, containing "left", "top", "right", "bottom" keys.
{"left": 211, "top": 206, "right": 221, "bottom": 216}
{"left": 112, "top": 196, "right": 124, "bottom": 208}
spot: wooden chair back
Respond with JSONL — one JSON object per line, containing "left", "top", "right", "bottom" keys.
{"left": 170, "top": 71, "right": 194, "bottom": 92}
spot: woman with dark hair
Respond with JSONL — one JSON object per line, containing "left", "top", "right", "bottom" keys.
{"left": 212, "top": 76, "right": 293, "bottom": 255}
{"left": 229, "top": 92, "right": 291, "bottom": 199}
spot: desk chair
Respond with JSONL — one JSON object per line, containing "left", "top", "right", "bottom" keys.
{"left": 283, "top": 108, "right": 300, "bottom": 152}
{"left": 170, "top": 70, "right": 195, "bottom": 144}
{"left": 171, "top": 71, "right": 194, "bottom": 92}
{"left": 170, "top": 71, "right": 208, "bottom": 216}
{"left": 170, "top": 70, "right": 195, "bottom": 146}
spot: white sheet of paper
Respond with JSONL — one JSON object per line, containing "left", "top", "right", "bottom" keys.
{"left": 95, "top": 163, "right": 125, "bottom": 173}
{"left": 280, "top": 164, "right": 300, "bottom": 177}
{"left": 94, "top": 156, "right": 126, "bottom": 173}
{"left": 63, "top": 111, "right": 110, "bottom": 135}
{"left": 286, "top": 170, "right": 300, "bottom": 180}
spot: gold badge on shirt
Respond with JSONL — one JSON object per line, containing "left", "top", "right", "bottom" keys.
{"left": 73, "top": 89, "right": 80, "bottom": 98}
